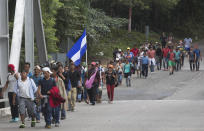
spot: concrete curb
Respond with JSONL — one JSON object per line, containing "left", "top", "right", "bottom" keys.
{"left": 0, "top": 107, "right": 10, "bottom": 117}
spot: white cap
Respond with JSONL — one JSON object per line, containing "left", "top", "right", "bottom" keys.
{"left": 118, "top": 49, "right": 122, "bottom": 52}
{"left": 116, "top": 58, "right": 119, "bottom": 61}
{"left": 42, "top": 67, "right": 52, "bottom": 74}
{"left": 34, "top": 65, "right": 41, "bottom": 70}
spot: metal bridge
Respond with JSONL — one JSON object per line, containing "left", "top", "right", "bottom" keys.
{"left": 0, "top": 0, "right": 48, "bottom": 109}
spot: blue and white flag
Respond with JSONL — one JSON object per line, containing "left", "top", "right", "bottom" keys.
{"left": 67, "top": 29, "right": 87, "bottom": 66}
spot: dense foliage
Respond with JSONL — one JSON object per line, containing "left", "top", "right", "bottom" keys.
{"left": 8, "top": 0, "right": 204, "bottom": 56}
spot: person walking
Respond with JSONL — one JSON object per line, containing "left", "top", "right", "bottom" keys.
{"left": 162, "top": 46, "right": 170, "bottom": 71}
{"left": 168, "top": 49, "right": 175, "bottom": 75}
{"left": 147, "top": 47, "right": 156, "bottom": 72}
{"left": 105, "top": 65, "right": 116, "bottom": 104}
{"left": 194, "top": 44, "right": 202, "bottom": 71}
{"left": 2, "top": 64, "right": 19, "bottom": 122}
{"left": 24, "top": 62, "right": 33, "bottom": 78}
{"left": 141, "top": 53, "right": 149, "bottom": 78}
{"left": 51, "top": 66, "right": 68, "bottom": 125}
{"left": 123, "top": 60, "right": 132, "bottom": 87}
{"left": 160, "top": 32, "right": 167, "bottom": 48}
{"left": 156, "top": 44, "right": 163, "bottom": 70}
{"left": 67, "top": 63, "right": 81, "bottom": 111}
{"left": 31, "top": 65, "right": 42, "bottom": 123}
{"left": 86, "top": 62, "right": 100, "bottom": 105}
{"left": 174, "top": 48, "right": 181, "bottom": 71}
{"left": 13, "top": 70, "right": 37, "bottom": 128}
{"left": 38, "top": 67, "right": 56, "bottom": 129}
{"left": 188, "top": 47, "right": 195, "bottom": 71}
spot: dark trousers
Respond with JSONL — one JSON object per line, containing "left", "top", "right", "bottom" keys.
{"left": 8, "top": 92, "right": 19, "bottom": 119}
{"left": 189, "top": 60, "right": 195, "bottom": 71}
{"left": 42, "top": 99, "right": 52, "bottom": 125}
{"left": 195, "top": 58, "right": 200, "bottom": 71}
{"left": 142, "top": 64, "right": 148, "bottom": 77}
{"left": 87, "top": 84, "right": 97, "bottom": 104}
{"left": 175, "top": 59, "right": 180, "bottom": 71}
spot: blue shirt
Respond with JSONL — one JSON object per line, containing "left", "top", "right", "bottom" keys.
{"left": 194, "top": 49, "right": 201, "bottom": 58}
{"left": 32, "top": 74, "right": 42, "bottom": 87}
{"left": 174, "top": 51, "right": 181, "bottom": 60}
{"left": 27, "top": 72, "right": 33, "bottom": 78}
{"left": 142, "top": 56, "right": 149, "bottom": 64}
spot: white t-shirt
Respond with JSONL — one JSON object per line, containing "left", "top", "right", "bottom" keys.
{"left": 184, "top": 38, "right": 192, "bottom": 48}
{"left": 18, "top": 78, "right": 33, "bottom": 98}
{"left": 7, "top": 73, "right": 18, "bottom": 93}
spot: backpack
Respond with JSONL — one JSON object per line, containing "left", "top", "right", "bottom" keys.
{"left": 85, "top": 69, "right": 98, "bottom": 89}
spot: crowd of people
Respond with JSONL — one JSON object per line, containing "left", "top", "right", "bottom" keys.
{"left": 0, "top": 33, "right": 202, "bottom": 129}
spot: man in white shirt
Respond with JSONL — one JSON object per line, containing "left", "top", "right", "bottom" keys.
{"left": 184, "top": 38, "right": 192, "bottom": 52}
{"left": 13, "top": 70, "right": 37, "bottom": 128}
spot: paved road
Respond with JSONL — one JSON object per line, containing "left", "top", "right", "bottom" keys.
{"left": 0, "top": 41, "right": 204, "bottom": 130}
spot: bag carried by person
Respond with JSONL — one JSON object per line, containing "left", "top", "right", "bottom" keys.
{"left": 85, "top": 68, "right": 98, "bottom": 89}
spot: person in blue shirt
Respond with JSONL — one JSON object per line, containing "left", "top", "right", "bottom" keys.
{"left": 174, "top": 48, "right": 181, "bottom": 71}
{"left": 24, "top": 62, "right": 33, "bottom": 78}
{"left": 123, "top": 59, "right": 132, "bottom": 87}
{"left": 141, "top": 53, "right": 149, "bottom": 78}
{"left": 31, "top": 65, "right": 42, "bottom": 123}
{"left": 194, "top": 44, "right": 202, "bottom": 71}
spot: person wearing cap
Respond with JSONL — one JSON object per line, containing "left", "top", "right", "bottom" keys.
{"left": 174, "top": 47, "right": 181, "bottom": 71}
{"left": 31, "top": 65, "right": 42, "bottom": 123}
{"left": 2, "top": 64, "right": 19, "bottom": 122}
{"left": 123, "top": 59, "right": 132, "bottom": 87}
{"left": 67, "top": 63, "right": 81, "bottom": 111}
{"left": 86, "top": 62, "right": 100, "bottom": 105}
{"left": 38, "top": 67, "right": 56, "bottom": 129}
{"left": 125, "top": 47, "right": 134, "bottom": 62}
{"left": 13, "top": 70, "right": 37, "bottom": 128}
{"left": 105, "top": 64, "right": 116, "bottom": 104}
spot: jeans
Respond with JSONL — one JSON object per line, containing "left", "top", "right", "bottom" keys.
{"left": 163, "top": 57, "right": 168, "bottom": 69}
{"left": 35, "top": 105, "right": 41, "bottom": 121}
{"left": 8, "top": 92, "right": 19, "bottom": 119}
{"left": 52, "top": 106, "right": 60, "bottom": 124}
{"left": 106, "top": 84, "right": 115, "bottom": 101}
{"left": 142, "top": 64, "right": 148, "bottom": 77}
{"left": 189, "top": 60, "right": 195, "bottom": 71}
{"left": 125, "top": 75, "right": 131, "bottom": 87}
{"left": 61, "top": 108, "right": 66, "bottom": 118}
{"left": 175, "top": 59, "right": 180, "bottom": 71}
{"left": 118, "top": 73, "right": 123, "bottom": 84}
{"left": 195, "top": 58, "right": 200, "bottom": 71}
{"left": 41, "top": 98, "right": 52, "bottom": 125}
{"left": 156, "top": 57, "right": 162, "bottom": 70}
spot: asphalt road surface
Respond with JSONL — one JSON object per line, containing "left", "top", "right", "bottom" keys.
{"left": 0, "top": 41, "right": 204, "bottom": 131}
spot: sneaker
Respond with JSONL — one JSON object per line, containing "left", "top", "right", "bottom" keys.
{"left": 45, "top": 125, "right": 51, "bottom": 129}
{"left": 36, "top": 120, "right": 40, "bottom": 123}
{"left": 9, "top": 119, "right": 15, "bottom": 123}
{"left": 55, "top": 123, "right": 60, "bottom": 127}
{"left": 19, "top": 123, "right": 26, "bottom": 128}
{"left": 61, "top": 117, "right": 66, "bottom": 120}
{"left": 31, "top": 121, "right": 36, "bottom": 127}
{"left": 14, "top": 117, "right": 19, "bottom": 122}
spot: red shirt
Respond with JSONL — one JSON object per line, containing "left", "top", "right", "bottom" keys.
{"left": 148, "top": 50, "right": 155, "bottom": 58}
{"left": 169, "top": 52, "right": 175, "bottom": 61}
{"left": 162, "top": 48, "right": 170, "bottom": 58}
{"left": 130, "top": 48, "right": 139, "bottom": 57}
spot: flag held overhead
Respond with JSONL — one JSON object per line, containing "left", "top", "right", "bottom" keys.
{"left": 67, "top": 29, "right": 87, "bottom": 66}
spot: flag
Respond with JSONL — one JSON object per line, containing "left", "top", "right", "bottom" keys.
{"left": 67, "top": 29, "right": 87, "bottom": 66}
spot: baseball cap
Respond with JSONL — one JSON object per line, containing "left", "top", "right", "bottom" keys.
{"left": 91, "top": 62, "right": 96, "bottom": 66}
{"left": 34, "top": 65, "right": 41, "bottom": 70}
{"left": 127, "top": 47, "right": 130, "bottom": 50}
{"left": 42, "top": 67, "right": 53, "bottom": 74}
